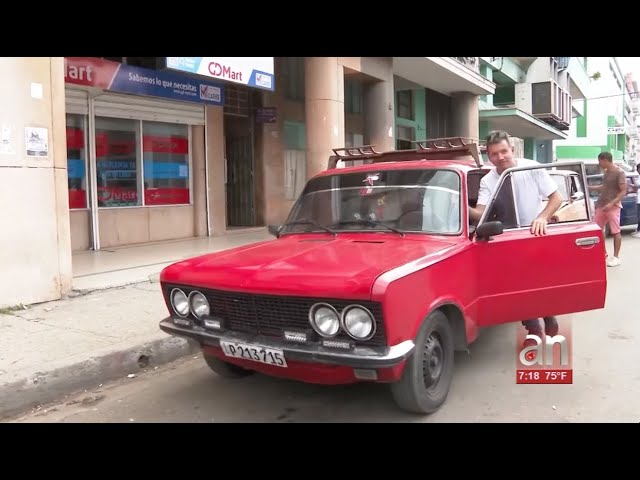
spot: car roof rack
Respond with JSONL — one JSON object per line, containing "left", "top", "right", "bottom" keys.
{"left": 327, "top": 136, "right": 484, "bottom": 169}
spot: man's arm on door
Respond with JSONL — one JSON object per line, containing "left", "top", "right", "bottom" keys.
{"left": 530, "top": 169, "right": 562, "bottom": 236}
{"left": 470, "top": 178, "right": 490, "bottom": 223}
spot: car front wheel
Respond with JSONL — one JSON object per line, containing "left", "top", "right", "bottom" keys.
{"left": 203, "top": 352, "right": 254, "bottom": 378}
{"left": 390, "top": 310, "right": 454, "bottom": 414}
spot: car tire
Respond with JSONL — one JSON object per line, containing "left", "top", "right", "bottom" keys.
{"left": 390, "top": 310, "right": 454, "bottom": 414}
{"left": 203, "top": 353, "right": 254, "bottom": 379}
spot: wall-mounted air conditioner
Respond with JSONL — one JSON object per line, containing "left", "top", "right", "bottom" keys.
{"left": 530, "top": 80, "right": 571, "bottom": 129}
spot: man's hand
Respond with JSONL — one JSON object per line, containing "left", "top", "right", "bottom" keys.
{"left": 531, "top": 190, "right": 562, "bottom": 236}
{"left": 530, "top": 217, "right": 548, "bottom": 236}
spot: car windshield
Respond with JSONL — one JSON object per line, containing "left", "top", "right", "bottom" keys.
{"left": 281, "top": 168, "right": 461, "bottom": 235}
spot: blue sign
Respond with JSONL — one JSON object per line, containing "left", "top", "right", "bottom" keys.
{"left": 111, "top": 63, "right": 224, "bottom": 106}
{"left": 143, "top": 160, "right": 189, "bottom": 180}
{"left": 65, "top": 57, "right": 225, "bottom": 106}
{"left": 67, "top": 159, "right": 85, "bottom": 179}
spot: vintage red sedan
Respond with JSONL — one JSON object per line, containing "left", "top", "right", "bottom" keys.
{"left": 158, "top": 137, "right": 607, "bottom": 414}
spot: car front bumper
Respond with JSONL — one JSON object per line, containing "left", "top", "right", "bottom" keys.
{"left": 159, "top": 317, "right": 415, "bottom": 369}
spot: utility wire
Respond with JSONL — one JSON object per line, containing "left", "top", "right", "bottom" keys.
{"left": 586, "top": 92, "right": 638, "bottom": 101}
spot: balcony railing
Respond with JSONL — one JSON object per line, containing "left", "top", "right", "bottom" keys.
{"left": 452, "top": 57, "right": 480, "bottom": 73}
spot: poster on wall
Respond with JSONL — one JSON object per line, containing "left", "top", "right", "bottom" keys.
{"left": 1, "top": 125, "right": 15, "bottom": 155}
{"left": 25, "top": 126, "right": 48, "bottom": 157}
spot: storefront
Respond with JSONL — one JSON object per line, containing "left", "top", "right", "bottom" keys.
{"left": 64, "top": 57, "right": 225, "bottom": 251}
{"left": 165, "top": 57, "right": 276, "bottom": 229}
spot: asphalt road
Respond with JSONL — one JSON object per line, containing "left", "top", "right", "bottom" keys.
{"left": 7, "top": 233, "right": 640, "bottom": 423}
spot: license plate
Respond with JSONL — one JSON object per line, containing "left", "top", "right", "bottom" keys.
{"left": 220, "top": 341, "right": 288, "bottom": 368}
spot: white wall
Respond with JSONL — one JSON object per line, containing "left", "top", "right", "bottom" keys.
{"left": 0, "top": 57, "right": 72, "bottom": 308}
{"left": 554, "top": 57, "right": 625, "bottom": 154}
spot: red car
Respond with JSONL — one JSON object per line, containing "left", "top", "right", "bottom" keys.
{"left": 158, "top": 137, "right": 607, "bottom": 414}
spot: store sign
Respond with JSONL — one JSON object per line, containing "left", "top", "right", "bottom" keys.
{"left": 165, "top": 57, "right": 274, "bottom": 91}
{"left": 607, "top": 126, "right": 626, "bottom": 135}
{"left": 64, "top": 57, "right": 224, "bottom": 106}
{"left": 256, "top": 107, "right": 277, "bottom": 123}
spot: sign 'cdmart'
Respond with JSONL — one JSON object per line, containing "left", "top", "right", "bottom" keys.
{"left": 165, "top": 57, "right": 275, "bottom": 92}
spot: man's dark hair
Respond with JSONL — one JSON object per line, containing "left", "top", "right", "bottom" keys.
{"left": 485, "top": 130, "right": 511, "bottom": 148}
{"left": 598, "top": 151, "right": 613, "bottom": 162}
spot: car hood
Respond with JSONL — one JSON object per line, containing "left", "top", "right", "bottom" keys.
{"left": 161, "top": 234, "right": 457, "bottom": 299}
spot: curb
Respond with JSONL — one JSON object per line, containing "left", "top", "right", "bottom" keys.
{"left": 0, "top": 335, "right": 201, "bottom": 420}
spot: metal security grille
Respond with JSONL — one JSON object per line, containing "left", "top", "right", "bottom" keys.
{"left": 93, "top": 92, "right": 205, "bottom": 125}
{"left": 224, "top": 84, "right": 250, "bottom": 117}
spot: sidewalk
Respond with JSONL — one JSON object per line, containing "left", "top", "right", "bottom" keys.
{"left": 0, "top": 229, "right": 272, "bottom": 419}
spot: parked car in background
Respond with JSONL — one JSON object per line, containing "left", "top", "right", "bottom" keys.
{"left": 586, "top": 171, "right": 639, "bottom": 231}
{"left": 547, "top": 169, "right": 594, "bottom": 223}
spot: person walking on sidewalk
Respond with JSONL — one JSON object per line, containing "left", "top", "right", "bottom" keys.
{"left": 589, "top": 152, "right": 627, "bottom": 266}
{"left": 631, "top": 163, "right": 640, "bottom": 239}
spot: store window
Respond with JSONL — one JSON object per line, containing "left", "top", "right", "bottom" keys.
{"left": 143, "top": 121, "right": 190, "bottom": 205}
{"left": 66, "top": 115, "right": 191, "bottom": 210}
{"left": 95, "top": 117, "right": 141, "bottom": 208}
{"left": 66, "top": 114, "right": 88, "bottom": 209}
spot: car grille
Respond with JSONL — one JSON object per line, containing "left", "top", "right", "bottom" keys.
{"left": 162, "top": 283, "right": 387, "bottom": 347}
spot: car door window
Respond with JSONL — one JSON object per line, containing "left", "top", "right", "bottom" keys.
{"left": 551, "top": 175, "right": 569, "bottom": 201}
{"left": 483, "top": 173, "right": 518, "bottom": 229}
{"left": 479, "top": 163, "right": 591, "bottom": 231}
{"left": 570, "top": 175, "right": 580, "bottom": 196}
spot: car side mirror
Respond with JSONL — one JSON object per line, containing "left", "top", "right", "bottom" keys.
{"left": 475, "top": 220, "right": 503, "bottom": 241}
{"left": 268, "top": 224, "right": 282, "bottom": 237}
{"left": 571, "top": 191, "right": 584, "bottom": 201}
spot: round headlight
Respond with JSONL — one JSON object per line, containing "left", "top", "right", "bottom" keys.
{"left": 171, "top": 288, "right": 189, "bottom": 317}
{"left": 342, "top": 305, "right": 375, "bottom": 340}
{"left": 189, "top": 291, "right": 210, "bottom": 319}
{"left": 309, "top": 303, "right": 340, "bottom": 337}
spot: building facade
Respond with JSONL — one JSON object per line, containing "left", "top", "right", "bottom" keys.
{"left": 554, "top": 57, "right": 638, "bottom": 167}
{"left": 1, "top": 56, "right": 497, "bottom": 308}
{"left": 478, "top": 57, "right": 590, "bottom": 163}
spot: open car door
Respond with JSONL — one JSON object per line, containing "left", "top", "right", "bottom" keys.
{"left": 471, "top": 161, "right": 607, "bottom": 327}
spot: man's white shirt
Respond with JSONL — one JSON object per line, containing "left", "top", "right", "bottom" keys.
{"left": 477, "top": 158, "right": 558, "bottom": 226}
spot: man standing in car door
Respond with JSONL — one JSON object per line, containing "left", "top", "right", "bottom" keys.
{"left": 469, "top": 130, "right": 563, "bottom": 343}
{"left": 589, "top": 151, "right": 627, "bottom": 267}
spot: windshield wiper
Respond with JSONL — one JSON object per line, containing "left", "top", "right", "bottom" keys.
{"left": 333, "top": 219, "right": 405, "bottom": 237}
{"left": 283, "top": 220, "right": 337, "bottom": 236}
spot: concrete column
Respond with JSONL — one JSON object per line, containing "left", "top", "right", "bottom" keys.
{"left": 536, "top": 139, "right": 553, "bottom": 163}
{"left": 305, "top": 57, "right": 345, "bottom": 179}
{"left": 364, "top": 79, "right": 395, "bottom": 151}
{"left": 205, "top": 105, "right": 226, "bottom": 235}
{"left": 192, "top": 125, "right": 207, "bottom": 237}
{"left": 0, "top": 57, "right": 72, "bottom": 308}
{"left": 450, "top": 92, "right": 480, "bottom": 140}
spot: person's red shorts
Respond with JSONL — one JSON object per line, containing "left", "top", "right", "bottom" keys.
{"left": 595, "top": 206, "right": 621, "bottom": 235}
